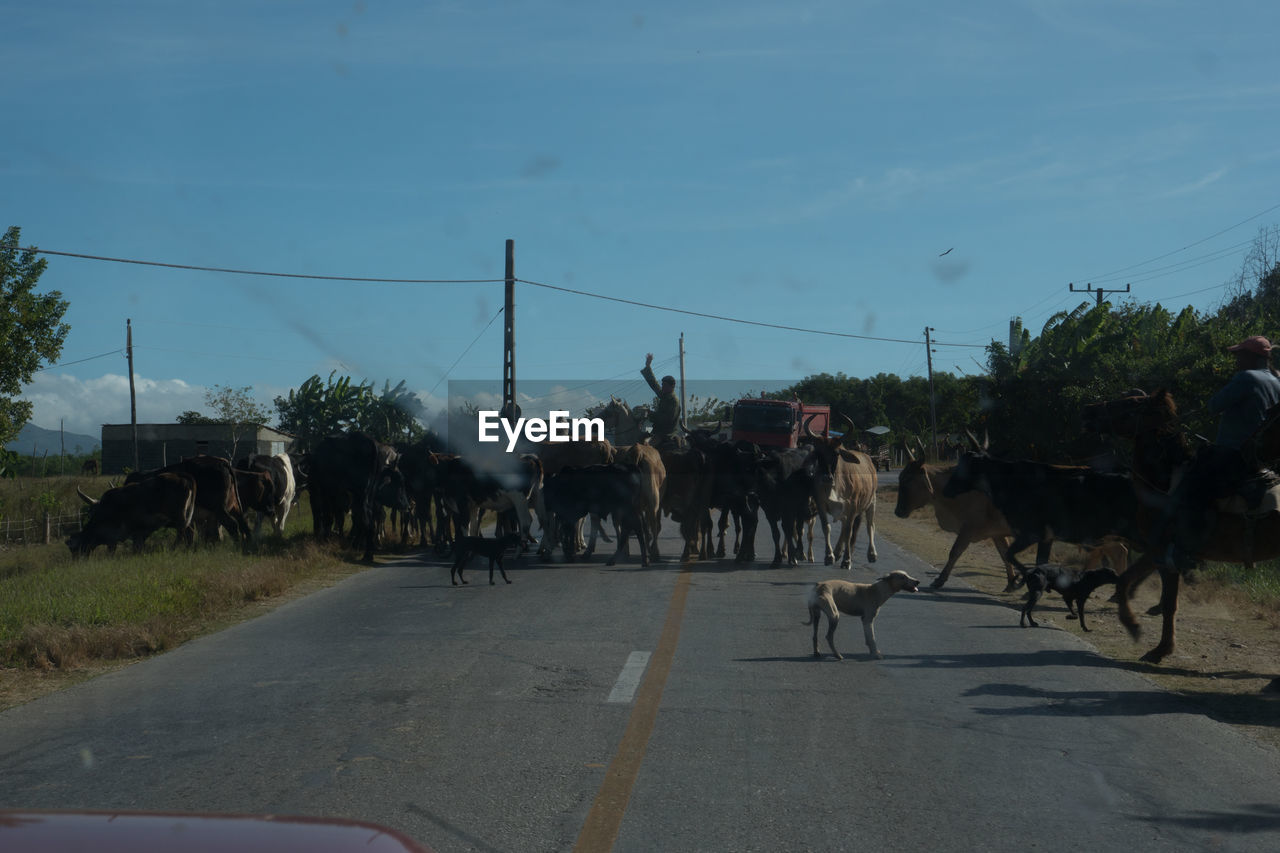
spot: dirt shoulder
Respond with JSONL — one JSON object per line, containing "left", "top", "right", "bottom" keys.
{"left": 875, "top": 484, "right": 1280, "bottom": 752}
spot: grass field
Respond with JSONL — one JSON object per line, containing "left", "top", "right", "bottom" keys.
{"left": 0, "top": 475, "right": 373, "bottom": 676}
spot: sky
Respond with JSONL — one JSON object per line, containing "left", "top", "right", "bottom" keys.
{"left": 7, "top": 1, "right": 1280, "bottom": 438}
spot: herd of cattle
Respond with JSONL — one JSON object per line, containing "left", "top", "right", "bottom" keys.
{"left": 67, "top": 418, "right": 883, "bottom": 576}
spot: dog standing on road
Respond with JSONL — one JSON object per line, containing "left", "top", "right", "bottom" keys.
{"left": 450, "top": 534, "right": 522, "bottom": 586}
{"left": 1019, "top": 564, "right": 1118, "bottom": 629}
{"left": 804, "top": 570, "right": 920, "bottom": 660}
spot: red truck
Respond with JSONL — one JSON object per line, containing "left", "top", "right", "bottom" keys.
{"left": 730, "top": 398, "right": 831, "bottom": 449}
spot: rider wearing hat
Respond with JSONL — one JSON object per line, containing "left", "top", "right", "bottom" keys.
{"left": 1163, "top": 335, "right": 1280, "bottom": 567}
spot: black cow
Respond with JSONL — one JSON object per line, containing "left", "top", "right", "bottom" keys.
{"left": 941, "top": 451, "right": 1140, "bottom": 577}
{"left": 541, "top": 463, "right": 651, "bottom": 566}
{"left": 126, "top": 455, "right": 251, "bottom": 544}
{"left": 308, "top": 432, "right": 391, "bottom": 562}
{"left": 753, "top": 447, "right": 824, "bottom": 566}
{"left": 396, "top": 439, "right": 455, "bottom": 549}
{"left": 69, "top": 472, "right": 197, "bottom": 556}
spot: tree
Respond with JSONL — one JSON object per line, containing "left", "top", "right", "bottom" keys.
{"left": 0, "top": 227, "right": 70, "bottom": 447}
{"left": 205, "top": 384, "right": 272, "bottom": 460}
{"left": 275, "top": 372, "right": 429, "bottom": 451}
{"left": 176, "top": 410, "right": 217, "bottom": 425}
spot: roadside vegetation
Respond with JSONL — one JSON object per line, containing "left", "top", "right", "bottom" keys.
{"left": 0, "top": 479, "right": 380, "bottom": 702}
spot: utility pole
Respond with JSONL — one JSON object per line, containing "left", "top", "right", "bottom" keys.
{"left": 925, "top": 326, "right": 938, "bottom": 459}
{"left": 678, "top": 332, "right": 686, "bottom": 425}
{"left": 1069, "top": 282, "right": 1130, "bottom": 308}
{"left": 127, "top": 318, "right": 138, "bottom": 471}
{"left": 500, "top": 239, "right": 519, "bottom": 426}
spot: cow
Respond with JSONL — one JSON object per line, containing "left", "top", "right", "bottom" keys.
{"left": 802, "top": 416, "right": 878, "bottom": 569}
{"left": 541, "top": 463, "right": 651, "bottom": 566}
{"left": 751, "top": 446, "right": 820, "bottom": 566}
{"left": 235, "top": 453, "right": 297, "bottom": 537}
{"left": 232, "top": 468, "right": 277, "bottom": 540}
{"left": 537, "top": 438, "right": 615, "bottom": 556}
{"left": 894, "top": 452, "right": 1052, "bottom": 591}
{"left": 396, "top": 440, "right": 455, "bottom": 549}
{"left": 80, "top": 459, "right": 99, "bottom": 476}
{"left": 939, "top": 450, "right": 1141, "bottom": 578}
{"left": 682, "top": 427, "right": 761, "bottom": 562}
{"left": 126, "top": 455, "right": 251, "bottom": 545}
{"left": 658, "top": 445, "right": 715, "bottom": 562}
{"left": 69, "top": 472, "right": 196, "bottom": 556}
{"left": 439, "top": 453, "right": 543, "bottom": 551}
{"left": 308, "top": 431, "right": 391, "bottom": 562}
{"left": 613, "top": 443, "right": 666, "bottom": 561}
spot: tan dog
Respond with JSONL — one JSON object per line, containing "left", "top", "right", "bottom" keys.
{"left": 804, "top": 570, "right": 920, "bottom": 660}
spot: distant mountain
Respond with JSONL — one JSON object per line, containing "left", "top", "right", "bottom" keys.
{"left": 5, "top": 423, "right": 100, "bottom": 456}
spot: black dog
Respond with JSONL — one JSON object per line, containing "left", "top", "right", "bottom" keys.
{"left": 1018, "top": 564, "right": 1118, "bottom": 629}
{"left": 450, "top": 534, "right": 522, "bottom": 586}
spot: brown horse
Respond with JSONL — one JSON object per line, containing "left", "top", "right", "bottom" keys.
{"left": 1082, "top": 389, "right": 1280, "bottom": 663}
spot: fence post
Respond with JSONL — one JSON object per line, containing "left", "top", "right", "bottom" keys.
{"left": 44, "top": 511, "right": 52, "bottom": 545}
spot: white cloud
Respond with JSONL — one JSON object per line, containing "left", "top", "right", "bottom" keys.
{"left": 20, "top": 372, "right": 230, "bottom": 437}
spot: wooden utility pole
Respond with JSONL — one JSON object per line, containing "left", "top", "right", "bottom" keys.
{"left": 925, "top": 326, "right": 938, "bottom": 458}
{"left": 1069, "top": 282, "right": 1130, "bottom": 308}
{"left": 127, "top": 318, "right": 139, "bottom": 470}
{"left": 500, "top": 239, "right": 519, "bottom": 425}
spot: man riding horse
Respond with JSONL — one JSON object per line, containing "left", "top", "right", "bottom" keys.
{"left": 1161, "top": 334, "right": 1280, "bottom": 568}
{"left": 641, "top": 352, "right": 682, "bottom": 448}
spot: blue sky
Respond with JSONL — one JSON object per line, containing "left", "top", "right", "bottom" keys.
{"left": 8, "top": 1, "right": 1280, "bottom": 436}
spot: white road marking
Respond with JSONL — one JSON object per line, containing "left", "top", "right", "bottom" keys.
{"left": 606, "top": 651, "right": 652, "bottom": 704}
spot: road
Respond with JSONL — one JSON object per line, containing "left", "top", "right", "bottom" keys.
{"left": 2, "top": 513, "right": 1279, "bottom": 852}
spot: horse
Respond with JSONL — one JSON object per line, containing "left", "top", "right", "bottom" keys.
{"left": 1081, "top": 388, "right": 1280, "bottom": 664}
{"left": 599, "top": 397, "right": 649, "bottom": 447}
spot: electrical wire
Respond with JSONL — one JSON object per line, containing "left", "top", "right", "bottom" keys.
{"left": 33, "top": 348, "right": 124, "bottom": 372}
{"left": 428, "top": 306, "right": 504, "bottom": 396}
{"left": 25, "top": 247, "right": 502, "bottom": 284}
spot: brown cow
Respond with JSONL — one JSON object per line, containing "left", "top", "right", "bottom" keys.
{"left": 894, "top": 454, "right": 1027, "bottom": 591}
{"left": 234, "top": 468, "right": 277, "bottom": 539}
{"left": 803, "top": 417, "right": 877, "bottom": 569}
{"left": 614, "top": 443, "right": 666, "bottom": 561}
{"left": 127, "top": 456, "right": 251, "bottom": 545}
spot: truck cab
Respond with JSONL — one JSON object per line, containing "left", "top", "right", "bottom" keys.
{"left": 730, "top": 398, "right": 830, "bottom": 449}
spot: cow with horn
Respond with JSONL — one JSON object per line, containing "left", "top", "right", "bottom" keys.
{"left": 803, "top": 413, "right": 878, "bottom": 569}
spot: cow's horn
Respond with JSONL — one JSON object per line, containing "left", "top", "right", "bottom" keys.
{"left": 965, "top": 429, "right": 981, "bottom": 451}
{"left": 802, "top": 413, "right": 819, "bottom": 439}
{"left": 981, "top": 428, "right": 990, "bottom": 451}
{"left": 903, "top": 441, "right": 916, "bottom": 462}
{"left": 77, "top": 487, "right": 99, "bottom": 506}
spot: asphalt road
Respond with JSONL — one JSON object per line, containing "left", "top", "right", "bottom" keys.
{"left": 2, "top": 513, "right": 1279, "bottom": 852}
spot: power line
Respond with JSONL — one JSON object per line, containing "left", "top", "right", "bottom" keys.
{"left": 1079, "top": 199, "right": 1280, "bottom": 282}
{"left": 428, "top": 306, "right": 503, "bottom": 397}
{"left": 34, "top": 348, "right": 124, "bottom": 372}
{"left": 517, "top": 278, "right": 987, "bottom": 348}
{"left": 22, "top": 242, "right": 991, "bottom": 348}
{"left": 23, "top": 246, "right": 502, "bottom": 284}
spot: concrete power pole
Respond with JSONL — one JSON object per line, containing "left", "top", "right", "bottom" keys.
{"left": 925, "top": 326, "right": 938, "bottom": 459}
{"left": 501, "top": 239, "right": 519, "bottom": 425}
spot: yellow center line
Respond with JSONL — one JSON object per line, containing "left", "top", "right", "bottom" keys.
{"left": 573, "top": 567, "right": 693, "bottom": 853}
